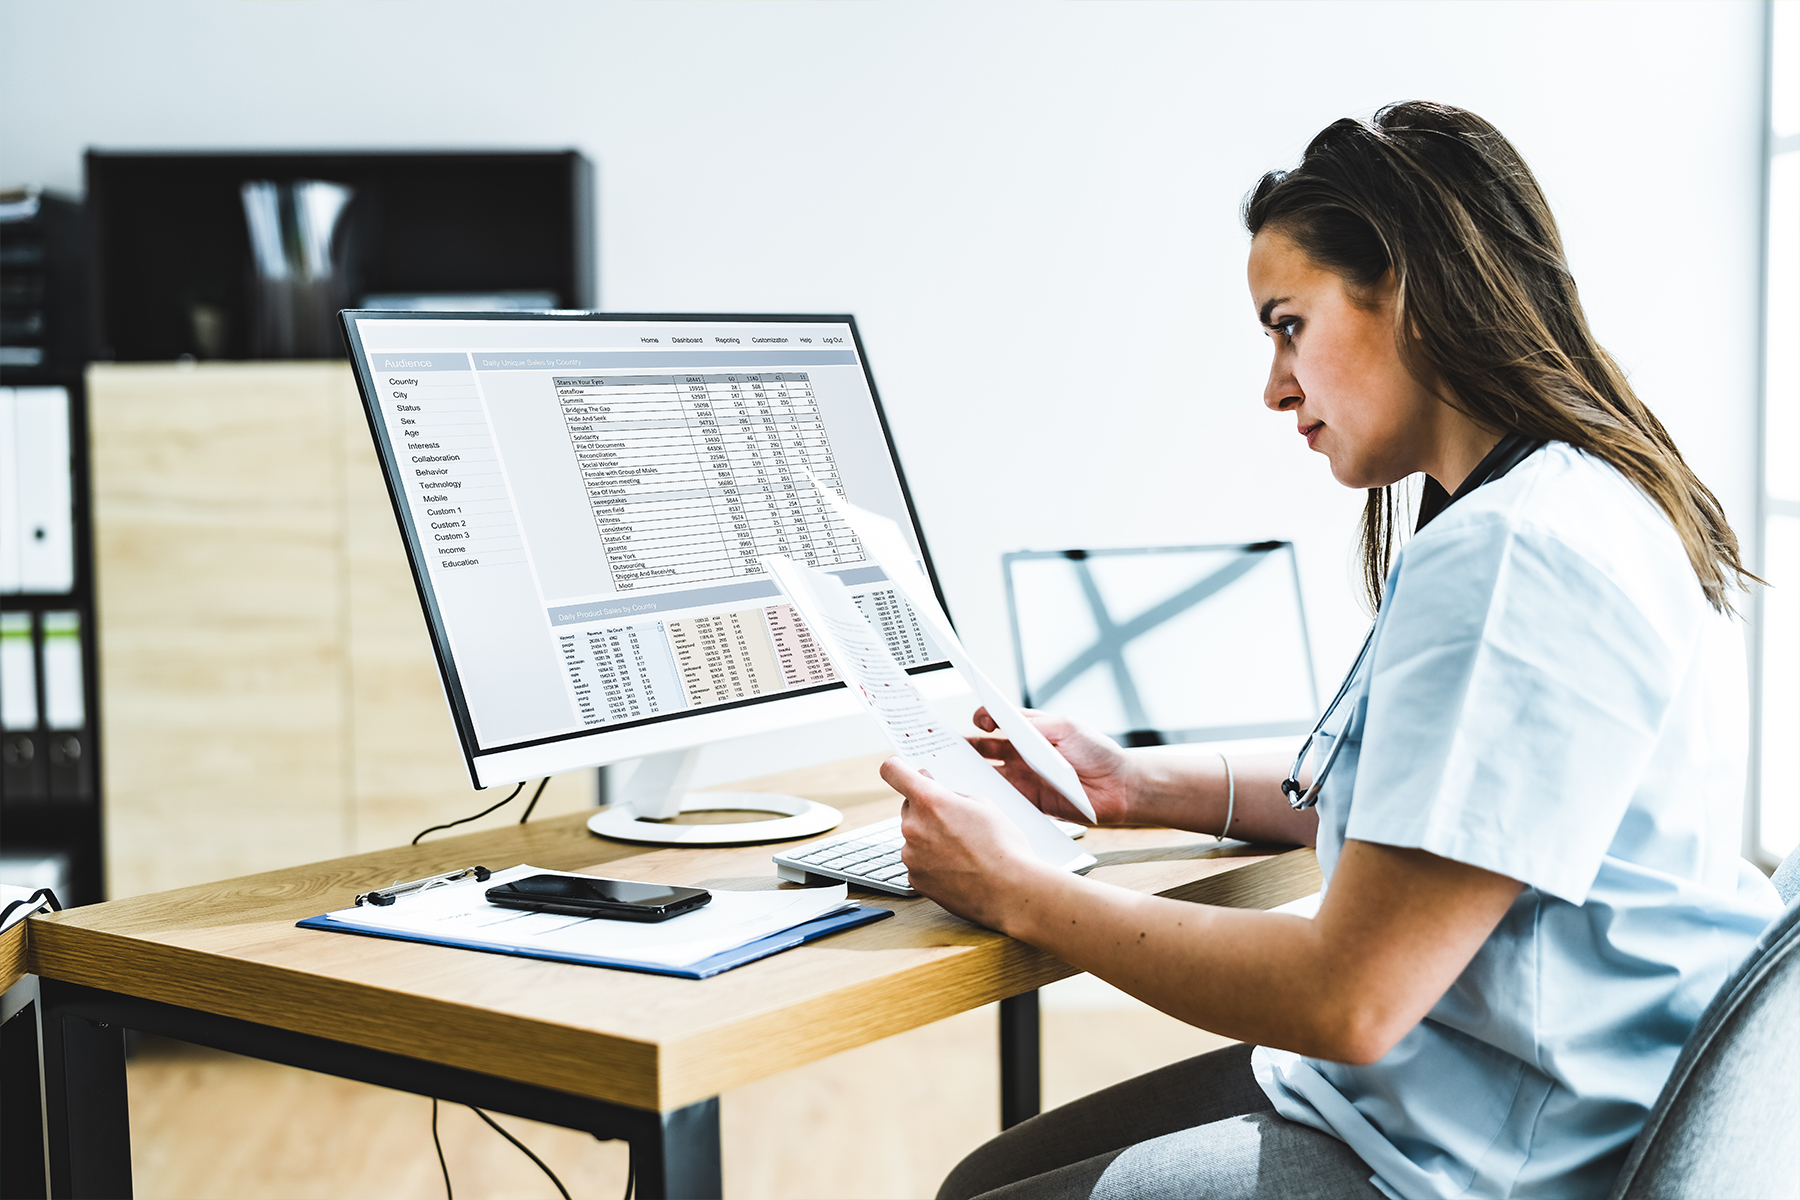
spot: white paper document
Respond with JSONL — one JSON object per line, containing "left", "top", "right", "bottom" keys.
{"left": 763, "top": 555, "right": 1095, "bottom": 873}
{"left": 314, "top": 866, "right": 857, "bottom": 970}
{"left": 801, "top": 472, "right": 1097, "bottom": 822}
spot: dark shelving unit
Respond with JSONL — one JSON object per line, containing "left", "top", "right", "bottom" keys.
{"left": 87, "top": 149, "right": 596, "bottom": 361}
{"left": 0, "top": 374, "right": 103, "bottom": 909}
{"left": 1, "top": 188, "right": 104, "bottom": 910}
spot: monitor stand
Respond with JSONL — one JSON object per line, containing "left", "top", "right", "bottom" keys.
{"left": 586, "top": 746, "right": 844, "bottom": 846}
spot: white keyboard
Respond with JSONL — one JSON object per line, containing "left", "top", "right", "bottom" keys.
{"left": 774, "top": 816, "right": 914, "bottom": 895}
{"left": 772, "top": 815, "right": 1085, "bottom": 897}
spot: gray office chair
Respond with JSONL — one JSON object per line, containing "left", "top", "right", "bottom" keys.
{"left": 1606, "top": 851, "right": 1800, "bottom": 1200}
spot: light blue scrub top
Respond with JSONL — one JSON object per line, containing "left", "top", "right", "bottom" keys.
{"left": 1253, "top": 443, "right": 1783, "bottom": 1199}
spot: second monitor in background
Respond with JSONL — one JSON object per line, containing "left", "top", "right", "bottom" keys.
{"left": 1002, "top": 543, "right": 1319, "bottom": 748}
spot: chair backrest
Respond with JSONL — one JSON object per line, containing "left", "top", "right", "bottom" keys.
{"left": 1606, "top": 881, "right": 1800, "bottom": 1200}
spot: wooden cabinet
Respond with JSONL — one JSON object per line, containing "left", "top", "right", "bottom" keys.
{"left": 89, "top": 363, "right": 595, "bottom": 898}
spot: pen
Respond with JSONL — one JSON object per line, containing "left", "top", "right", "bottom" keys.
{"left": 356, "top": 866, "right": 492, "bottom": 907}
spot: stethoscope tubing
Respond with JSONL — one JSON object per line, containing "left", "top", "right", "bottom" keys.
{"left": 1283, "top": 623, "right": 1376, "bottom": 810}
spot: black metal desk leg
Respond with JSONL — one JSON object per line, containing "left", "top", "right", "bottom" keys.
{"left": 633, "top": 1096, "right": 721, "bottom": 1200}
{"left": 1, "top": 992, "right": 47, "bottom": 1200}
{"left": 1000, "top": 990, "right": 1041, "bottom": 1129}
{"left": 37, "top": 979, "right": 131, "bottom": 1200}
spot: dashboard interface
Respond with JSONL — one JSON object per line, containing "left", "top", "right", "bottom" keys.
{"left": 341, "top": 314, "right": 947, "bottom": 769}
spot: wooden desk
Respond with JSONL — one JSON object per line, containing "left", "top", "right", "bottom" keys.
{"left": 29, "top": 759, "right": 1318, "bottom": 1199}
{"left": 0, "top": 920, "right": 25, "bottom": 996}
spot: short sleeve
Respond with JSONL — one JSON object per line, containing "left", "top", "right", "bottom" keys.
{"left": 1346, "top": 510, "right": 1689, "bottom": 904}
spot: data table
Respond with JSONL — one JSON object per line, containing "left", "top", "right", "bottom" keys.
{"left": 554, "top": 593, "right": 932, "bottom": 730}
{"left": 666, "top": 609, "right": 784, "bottom": 706}
{"left": 853, "top": 589, "right": 933, "bottom": 667}
{"left": 555, "top": 620, "right": 687, "bottom": 726}
{"left": 764, "top": 603, "right": 840, "bottom": 687}
{"left": 555, "top": 373, "right": 864, "bottom": 591}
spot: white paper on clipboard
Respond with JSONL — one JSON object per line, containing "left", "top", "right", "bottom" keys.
{"left": 804, "top": 473, "right": 1097, "bottom": 823}
{"left": 763, "top": 555, "right": 1094, "bottom": 873}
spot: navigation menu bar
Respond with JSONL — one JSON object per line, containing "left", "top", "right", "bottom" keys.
{"left": 352, "top": 318, "right": 858, "bottom": 355}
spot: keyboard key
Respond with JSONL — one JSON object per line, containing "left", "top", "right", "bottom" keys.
{"left": 870, "top": 863, "right": 908, "bottom": 882}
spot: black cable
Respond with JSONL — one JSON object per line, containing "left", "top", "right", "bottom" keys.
{"left": 0, "top": 887, "right": 61, "bottom": 927}
{"left": 595, "top": 1133, "right": 634, "bottom": 1200}
{"left": 431, "top": 1098, "right": 454, "bottom": 1200}
{"left": 469, "top": 1106, "right": 571, "bottom": 1200}
{"left": 517, "top": 777, "right": 552, "bottom": 825}
{"left": 412, "top": 782, "right": 526, "bottom": 845}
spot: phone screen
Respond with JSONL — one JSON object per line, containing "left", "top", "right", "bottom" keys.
{"left": 486, "top": 874, "right": 711, "bottom": 920}
{"left": 505, "top": 875, "right": 693, "bottom": 905}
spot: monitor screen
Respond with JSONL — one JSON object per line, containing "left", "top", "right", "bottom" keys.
{"left": 1002, "top": 543, "right": 1319, "bottom": 746}
{"left": 340, "top": 312, "right": 950, "bottom": 787}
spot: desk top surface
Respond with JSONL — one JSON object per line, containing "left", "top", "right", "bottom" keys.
{"left": 29, "top": 755, "right": 1318, "bottom": 1111}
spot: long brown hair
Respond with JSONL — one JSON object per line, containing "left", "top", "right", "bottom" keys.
{"left": 1243, "top": 101, "right": 1749, "bottom": 612}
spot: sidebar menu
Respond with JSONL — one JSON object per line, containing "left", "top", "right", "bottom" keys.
{"left": 370, "top": 353, "right": 525, "bottom": 574}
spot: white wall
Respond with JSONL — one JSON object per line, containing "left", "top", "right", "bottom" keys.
{"left": 0, "top": 0, "right": 1767, "bottom": 782}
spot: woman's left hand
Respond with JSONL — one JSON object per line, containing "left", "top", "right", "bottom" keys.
{"left": 879, "top": 757, "right": 1050, "bottom": 931}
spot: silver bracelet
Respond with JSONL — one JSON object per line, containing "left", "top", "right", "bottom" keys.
{"left": 1217, "top": 751, "right": 1235, "bottom": 841}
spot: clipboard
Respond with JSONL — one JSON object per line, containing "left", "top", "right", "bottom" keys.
{"left": 297, "top": 905, "right": 890, "bottom": 980}
{"left": 297, "top": 865, "right": 894, "bottom": 980}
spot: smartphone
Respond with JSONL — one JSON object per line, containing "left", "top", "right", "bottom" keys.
{"left": 485, "top": 874, "right": 711, "bottom": 922}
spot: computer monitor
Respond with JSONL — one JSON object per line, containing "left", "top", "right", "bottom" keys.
{"left": 339, "top": 311, "right": 953, "bottom": 842}
{"left": 1002, "top": 542, "right": 1320, "bottom": 748}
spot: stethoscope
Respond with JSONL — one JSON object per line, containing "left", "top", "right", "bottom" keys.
{"left": 1267, "top": 437, "right": 1548, "bottom": 813}
{"left": 1273, "top": 435, "right": 1547, "bottom": 811}
{"left": 1280, "top": 623, "right": 1376, "bottom": 810}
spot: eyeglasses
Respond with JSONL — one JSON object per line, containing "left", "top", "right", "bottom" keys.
{"left": 1281, "top": 625, "right": 1375, "bottom": 810}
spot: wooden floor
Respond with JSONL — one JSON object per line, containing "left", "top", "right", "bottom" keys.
{"left": 127, "top": 987, "right": 1231, "bottom": 1200}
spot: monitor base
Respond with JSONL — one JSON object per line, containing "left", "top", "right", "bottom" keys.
{"left": 586, "top": 793, "right": 843, "bottom": 846}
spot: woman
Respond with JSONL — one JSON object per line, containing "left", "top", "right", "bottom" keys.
{"left": 885, "top": 102, "right": 1784, "bottom": 1200}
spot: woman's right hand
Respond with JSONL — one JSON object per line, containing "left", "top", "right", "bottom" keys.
{"left": 968, "top": 707, "right": 1139, "bottom": 825}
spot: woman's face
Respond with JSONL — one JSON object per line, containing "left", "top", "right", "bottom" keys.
{"left": 1247, "top": 230, "right": 1449, "bottom": 490}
